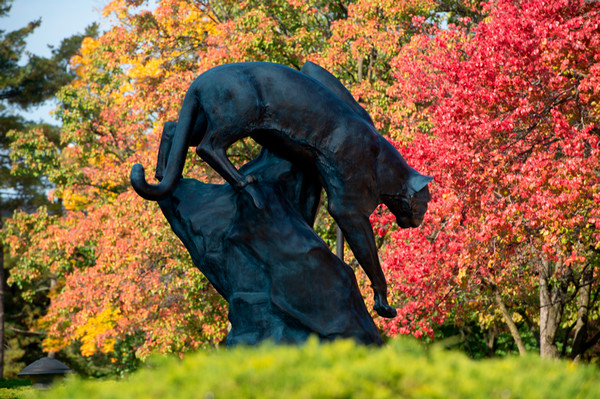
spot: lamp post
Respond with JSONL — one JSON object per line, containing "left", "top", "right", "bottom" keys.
{"left": 336, "top": 225, "right": 344, "bottom": 260}
{"left": 17, "top": 357, "right": 73, "bottom": 389}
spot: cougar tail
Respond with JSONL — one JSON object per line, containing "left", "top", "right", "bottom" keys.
{"left": 131, "top": 93, "right": 203, "bottom": 201}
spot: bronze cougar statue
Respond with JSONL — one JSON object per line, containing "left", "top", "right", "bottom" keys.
{"left": 131, "top": 62, "right": 432, "bottom": 318}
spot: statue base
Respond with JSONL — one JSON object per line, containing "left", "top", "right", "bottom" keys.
{"left": 158, "top": 169, "right": 383, "bottom": 346}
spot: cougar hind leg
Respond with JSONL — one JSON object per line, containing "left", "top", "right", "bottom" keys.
{"left": 196, "top": 130, "right": 265, "bottom": 209}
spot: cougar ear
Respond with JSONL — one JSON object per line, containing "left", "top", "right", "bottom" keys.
{"left": 407, "top": 173, "right": 433, "bottom": 195}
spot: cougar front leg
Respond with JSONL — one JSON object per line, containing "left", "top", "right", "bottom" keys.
{"left": 330, "top": 206, "right": 397, "bottom": 318}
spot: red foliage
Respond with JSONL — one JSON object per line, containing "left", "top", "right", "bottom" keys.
{"left": 376, "top": 0, "right": 600, "bottom": 340}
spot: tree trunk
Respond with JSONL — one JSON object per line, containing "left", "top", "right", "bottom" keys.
{"left": 571, "top": 265, "right": 593, "bottom": 360}
{"left": 484, "top": 325, "right": 497, "bottom": 356}
{"left": 357, "top": 57, "right": 364, "bottom": 82}
{"left": 367, "top": 48, "right": 376, "bottom": 82}
{"left": 517, "top": 309, "right": 540, "bottom": 347}
{"left": 539, "top": 257, "right": 567, "bottom": 359}
{"left": 493, "top": 287, "right": 527, "bottom": 355}
{"left": 0, "top": 218, "right": 4, "bottom": 379}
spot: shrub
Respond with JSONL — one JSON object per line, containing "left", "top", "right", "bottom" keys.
{"left": 0, "top": 379, "right": 34, "bottom": 399}
{"left": 39, "top": 338, "right": 598, "bottom": 398}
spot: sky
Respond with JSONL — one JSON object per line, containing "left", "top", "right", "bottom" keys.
{"left": 2, "top": 0, "right": 111, "bottom": 122}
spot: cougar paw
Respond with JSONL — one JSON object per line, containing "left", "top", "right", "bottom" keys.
{"left": 236, "top": 175, "right": 258, "bottom": 188}
{"left": 374, "top": 295, "right": 397, "bottom": 318}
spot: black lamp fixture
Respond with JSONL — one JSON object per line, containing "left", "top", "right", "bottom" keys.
{"left": 17, "top": 357, "right": 73, "bottom": 389}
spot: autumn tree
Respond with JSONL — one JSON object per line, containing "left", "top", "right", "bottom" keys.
{"left": 0, "top": 0, "right": 97, "bottom": 377}
{"left": 389, "top": 0, "right": 600, "bottom": 358}
{"left": 4, "top": 0, "right": 327, "bottom": 372}
{"left": 1, "top": 0, "right": 434, "bottom": 371}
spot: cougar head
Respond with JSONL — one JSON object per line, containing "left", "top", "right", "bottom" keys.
{"left": 382, "top": 174, "right": 432, "bottom": 228}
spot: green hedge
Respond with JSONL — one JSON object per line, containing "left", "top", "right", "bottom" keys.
{"left": 38, "top": 338, "right": 598, "bottom": 399}
{"left": 0, "top": 379, "right": 33, "bottom": 399}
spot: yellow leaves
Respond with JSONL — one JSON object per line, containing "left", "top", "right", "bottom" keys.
{"left": 80, "top": 37, "right": 100, "bottom": 58}
{"left": 58, "top": 185, "right": 119, "bottom": 213}
{"left": 74, "top": 307, "right": 121, "bottom": 357}
{"left": 113, "top": 1, "right": 216, "bottom": 88}
{"left": 89, "top": 151, "right": 114, "bottom": 169}
{"left": 69, "top": 36, "right": 107, "bottom": 91}
{"left": 511, "top": 312, "right": 523, "bottom": 323}
{"left": 478, "top": 310, "right": 501, "bottom": 329}
{"left": 42, "top": 336, "right": 70, "bottom": 354}
{"left": 102, "top": 0, "right": 123, "bottom": 17}
{"left": 111, "top": 81, "right": 134, "bottom": 105}
{"left": 71, "top": 37, "right": 100, "bottom": 75}
{"left": 102, "top": 0, "right": 129, "bottom": 19}
{"left": 61, "top": 188, "right": 89, "bottom": 212}
{"left": 592, "top": 100, "right": 599, "bottom": 117}
{"left": 178, "top": 1, "right": 218, "bottom": 36}
{"left": 56, "top": 151, "right": 123, "bottom": 211}
{"left": 127, "top": 57, "right": 165, "bottom": 80}
{"left": 457, "top": 267, "right": 469, "bottom": 289}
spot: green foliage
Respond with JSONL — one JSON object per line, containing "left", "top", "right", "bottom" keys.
{"left": 0, "top": 0, "right": 98, "bottom": 108}
{"left": 0, "top": 379, "right": 33, "bottom": 399}
{"left": 56, "top": 335, "right": 143, "bottom": 379}
{"left": 39, "top": 338, "right": 599, "bottom": 399}
{"left": 0, "top": 379, "right": 30, "bottom": 389}
{"left": 313, "top": 194, "right": 337, "bottom": 249}
{"left": 432, "top": 319, "right": 540, "bottom": 360}
{"left": 0, "top": 387, "right": 34, "bottom": 399}
{"left": 0, "top": 0, "right": 99, "bottom": 379}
